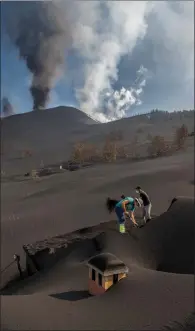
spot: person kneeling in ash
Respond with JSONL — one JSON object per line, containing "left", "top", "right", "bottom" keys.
{"left": 135, "top": 186, "right": 152, "bottom": 223}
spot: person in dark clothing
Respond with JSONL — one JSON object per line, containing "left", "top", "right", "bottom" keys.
{"left": 135, "top": 186, "right": 152, "bottom": 223}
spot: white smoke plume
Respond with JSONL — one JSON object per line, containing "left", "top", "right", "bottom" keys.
{"left": 96, "top": 65, "right": 148, "bottom": 123}
{"left": 72, "top": 1, "right": 152, "bottom": 121}
{"left": 65, "top": 0, "right": 193, "bottom": 121}
{"left": 2, "top": 1, "right": 194, "bottom": 122}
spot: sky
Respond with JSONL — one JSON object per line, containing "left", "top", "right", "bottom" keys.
{"left": 1, "top": 1, "right": 194, "bottom": 122}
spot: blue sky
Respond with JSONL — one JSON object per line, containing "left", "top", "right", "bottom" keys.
{"left": 1, "top": 40, "right": 78, "bottom": 113}
{"left": 1, "top": 1, "right": 194, "bottom": 122}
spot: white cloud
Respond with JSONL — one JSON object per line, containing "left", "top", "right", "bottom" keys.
{"left": 147, "top": 1, "right": 193, "bottom": 87}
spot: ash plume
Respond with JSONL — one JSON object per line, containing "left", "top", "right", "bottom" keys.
{"left": 1, "top": 97, "right": 15, "bottom": 117}
{"left": 2, "top": 1, "right": 71, "bottom": 110}
{"left": 1, "top": 1, "right": 193, "bottom": 121}
{"left": 71, "top": 1, "right": 152, "bottom": 121}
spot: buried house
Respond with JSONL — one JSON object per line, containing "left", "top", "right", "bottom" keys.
{"left": 87, "top": 253, "right": 128, "bottom": 296}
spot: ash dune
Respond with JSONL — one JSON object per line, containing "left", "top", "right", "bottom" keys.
{"left": 1, "top": 150, "right": 194, "bottom": 283}
{"left": 1, "top": 198, "right": 194, "bottom": 330}
{"left": 1, "top": 107, "right": 194, "bottom": 330}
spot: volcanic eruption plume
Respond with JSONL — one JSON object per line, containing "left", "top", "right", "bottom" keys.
{"left": 2, "top": 1, "right": 71, "bottom": 110}
{"left": 2, "top": 1, "right": 193, "bottom": 121}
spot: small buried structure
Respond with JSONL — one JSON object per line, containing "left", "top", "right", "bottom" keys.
{"left": 22, "top": 228, "right": 105, "bottom": 276}
{"left": 87, "top": 253, "right": 128, "bottom": 295}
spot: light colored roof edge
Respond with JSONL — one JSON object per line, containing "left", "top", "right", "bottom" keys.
{"left": 86, "top": 263, "right": 129, "bottom": 276}
{"left": 103, "top": 267, "right": 129, "bottom": 276}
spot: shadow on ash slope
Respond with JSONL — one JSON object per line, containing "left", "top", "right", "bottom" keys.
{"left": 1, "top": 196, "right": 194, "bottom": 297}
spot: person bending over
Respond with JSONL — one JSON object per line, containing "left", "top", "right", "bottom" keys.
{"left": 135, "top": 186, "right": 152, "bottom": 223}
{"left": 106, "top": 196, "right": 140, "bottom": 233}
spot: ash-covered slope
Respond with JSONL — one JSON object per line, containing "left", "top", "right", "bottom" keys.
{"left": 1, "top": 106, "right": 97, "bottom": 139}
{"left": 1, "top": 197, "right": 194, "bottom": 330}
{"left": 1, "top": 108, "right": 194, "bottom": 176}
{"left": 1, "top": 106, "right": 98, "bottom": 172}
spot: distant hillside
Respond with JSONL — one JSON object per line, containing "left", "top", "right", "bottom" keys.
{"left": 1, "top": 105, "right": 97, "bottom": 131}
{"left": 1, "top": 107, "right": 194, "bottom": 175}
{"left": 1, "top": 106, "right": 96, "bottom": 159}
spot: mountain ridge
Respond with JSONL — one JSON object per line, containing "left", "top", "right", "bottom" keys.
{"left": 1, "top": 106, "right": 194, "bottom": 176}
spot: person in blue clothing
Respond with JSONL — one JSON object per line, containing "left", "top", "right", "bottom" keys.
{"left": 106, "top": 196, "right": 140, "bottom": 233}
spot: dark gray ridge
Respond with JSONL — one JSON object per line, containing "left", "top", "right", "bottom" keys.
{"left": 22, "top": 220, "right": 118, "bottom": 257}
{"left": 23, "top": 229, "right": 104, "bottom": 256}
{"left": 87, "top": 252, "right": 128, "bottom": 276}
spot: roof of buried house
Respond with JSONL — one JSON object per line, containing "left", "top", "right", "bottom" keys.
{"left": 87, "top": 252, "right": 129, "bottom": 276}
